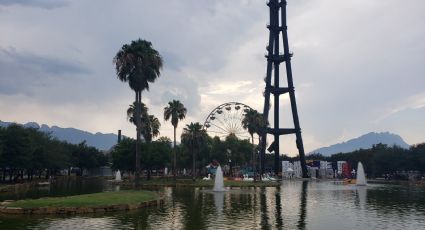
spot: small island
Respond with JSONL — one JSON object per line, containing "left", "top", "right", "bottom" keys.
{"left": 0, "top": 190, "right": 162, "bottom": 215}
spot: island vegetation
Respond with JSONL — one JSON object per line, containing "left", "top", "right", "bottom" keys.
{"left": 6, "top": 190, "right": 158, "bottom": 209}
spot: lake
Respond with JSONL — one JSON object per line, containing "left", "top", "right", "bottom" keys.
{"left": 1, "top": 179, "right": 424, "bottom": 229}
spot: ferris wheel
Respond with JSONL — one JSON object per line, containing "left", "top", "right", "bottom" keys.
{"left": 203, "top": 102, "right": 253, "bottom": 140}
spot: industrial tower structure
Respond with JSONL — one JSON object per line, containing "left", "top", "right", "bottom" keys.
{"left": 260, "top": 0, "right": 309, "bottom": 178}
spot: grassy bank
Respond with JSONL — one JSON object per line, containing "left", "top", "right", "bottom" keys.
{"left": 6, "top": 190, "right": 158, "bottom": 208}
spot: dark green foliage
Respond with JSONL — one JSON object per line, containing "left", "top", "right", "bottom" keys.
{"left": 0, "top": 124, "right": 108, "bottom": 182}
{"left": 72, "top": 141, "right": 108, "bottom": 175}
{"left": 127, "top": 102, "right": 161, "bottom": 142}
{"left": 299, "top": 143, "right": 425, "bottom": 177}
{"left": 110, "top": 138, "right": 172, "bottom": 175}
{"left": 113, "top": 39, "right": 163, "bottom": 92}
{"left": 111, "top": 138, "right": 136, "bottom": 173}
{"left": 177, "top": 132, "right": 253, "bottom": 171}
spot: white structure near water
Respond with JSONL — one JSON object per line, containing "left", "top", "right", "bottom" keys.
{"left": 115, "top": 170, "right": 122, "bottom": 182}
{"left": 282, "top": 160, "right": 334, "bottom": 179}
{"left": 356, "top": 162, "right": 367, "bottom": 186}
{"left": 213, "top": 165, "right": 225, "bottom": 192}
{"left": 282, "top": 161, "right": 303, "bottom": 178}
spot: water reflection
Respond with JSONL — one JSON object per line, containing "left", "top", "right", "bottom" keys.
{"left": 1, "top": 181, "right": 425, "bottom": 229}
{"left": 355, "top": 186, "right": 367, "bottom": 209}
{"left": 0, "top": 177, "right": 111, "bottom": 201}
{"left": 275, "top": 187, "right": 283, "bottom": 228}
{"left": 297, "top": 181, "right": 308, "bottom": 230}
{"left": 213, "top": 191, "right": 224, "bottom": 216}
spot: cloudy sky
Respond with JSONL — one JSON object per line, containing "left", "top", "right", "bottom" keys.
{"left": 1, "top": 0, "right": 424, "bottom": 155}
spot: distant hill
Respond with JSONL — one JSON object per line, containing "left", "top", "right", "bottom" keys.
{"left": 309, "top": 132, "right": 410, "bottom": 156}
{"left": 0, "top": 120, "right": 119, "bottom": 151}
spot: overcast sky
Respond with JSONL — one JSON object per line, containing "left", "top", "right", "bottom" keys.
{"left": 1, "top": 0, "right": 424, "bottom": 155}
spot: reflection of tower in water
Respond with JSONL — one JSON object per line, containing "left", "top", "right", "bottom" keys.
{"left": 297, "top": 181, "right": 308, "bottom": 230}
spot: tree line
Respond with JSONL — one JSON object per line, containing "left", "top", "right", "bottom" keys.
{"left": 0, "top": 124, "right": 107, "bottom": 182}
{"left": 110, "top": 128, "right": 256, "bottom": 180}
{"left": 286, "top": 143, "right": 425, "bottom": 178}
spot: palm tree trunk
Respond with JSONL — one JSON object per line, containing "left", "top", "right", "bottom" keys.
{"left": 173, "top": 126, "right": 177, "bottom": 181}
{"left": 252, "top": 134, "right": 256, "bottom": 182}
{"left": 135, "top": 91, "right": 141, "bottom": 188}
{"left": 257, "top": 134, "right": 262, "bottom": 179}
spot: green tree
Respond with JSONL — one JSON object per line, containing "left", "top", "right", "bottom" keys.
{"left": 181, "top": 122, "right": 207, "bottom": 181}
{"left": 164, "top": 100, "right": 187, "bottom": 180}
{"left": 111, "top": 138, "right": 136, "bottom": 175}
{"left": 142, "top": 140, "right": 172, "bottom": 179}
{"left": 157, "top": 136, "right": 172, "bottom": 145}
{"left": 114, "top": 39, "right": 163, "bottom": 187}
{"left": 72, "top": 141, "right": 106, "bottom": 176}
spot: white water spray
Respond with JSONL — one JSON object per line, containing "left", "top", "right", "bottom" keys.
{"left": 356, "top": 162, "right": 366, "bottom": 186}
{"left": 115, "top": 170, "right": 122, "bottom": 182}
{"left": 213, "top": 165, "right": 225, "bottom": 192}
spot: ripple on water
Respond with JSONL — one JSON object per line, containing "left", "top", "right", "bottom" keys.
{"left": 1, "top": 181, "right": 425, "bottom": 229}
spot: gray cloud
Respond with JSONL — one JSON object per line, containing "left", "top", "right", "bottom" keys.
{"left": 0, "top": 0, "right": 424, "bottom": 153}
{"left": 145, "top": 71, "right": 202, "bottom": 115}
{"left": 0, "top": 47, "right": 91, "bottom": 96}
{"left": 0, "top": 0, "right": 68, "bottom": 9}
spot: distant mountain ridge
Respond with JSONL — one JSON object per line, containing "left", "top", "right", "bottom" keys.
{"left": 309, "top": 132, "right": 410, "bottom": 156}
{"left": 0, "top": 120, "right": 118, "bottom": 151}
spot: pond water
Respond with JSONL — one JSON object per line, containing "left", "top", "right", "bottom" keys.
{"left": 1, "top": 179, "right": 425, "bottom": 230}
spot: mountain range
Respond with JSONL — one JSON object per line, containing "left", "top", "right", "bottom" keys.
{"left": 309, "top": 132, "right": 410, "bottom": 156}
{"left": 0, "top": 120, "right": 119, "bottom": 151}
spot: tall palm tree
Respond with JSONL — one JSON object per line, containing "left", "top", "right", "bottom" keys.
{"left": 242, "top": 109, "right": 263, "bottom": 181}
{"left": 127, "top": 102, "right": 161, "bottom": 142}
{"left": 181, "top": 122, "right": 206, "bottom": 182}
{"left": 114, "top": 39, "right": 163, "bottom": 187}
{"left": 164, "top": 100, "right": 187, "bottom": 180}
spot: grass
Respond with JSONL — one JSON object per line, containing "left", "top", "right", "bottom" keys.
{"left": 7, "top": 190, "right": 159, "bottom": 208}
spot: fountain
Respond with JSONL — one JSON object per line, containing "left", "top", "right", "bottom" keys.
{"left": 213, "top": 165, "right": 225, "bottom": 192}
{"left": 356, "top": 162, "right": 367, "bottom": 186}
{"left": 115, "top": 170, "right": 122, "bottom": 182}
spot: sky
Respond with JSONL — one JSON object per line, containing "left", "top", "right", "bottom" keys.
{"left": 0, "top": 0, "right": 424, "bottom": 156}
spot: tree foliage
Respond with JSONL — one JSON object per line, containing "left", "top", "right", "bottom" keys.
{"left": 291, "top": 143, "right": 425, "bottom": 178}
{"left": 0, "top": 124, "right": 107, "bottom": 182}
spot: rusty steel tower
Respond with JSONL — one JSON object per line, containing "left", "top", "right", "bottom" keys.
{"left": 260, "top": 0, "right": 308, "bottom": 178}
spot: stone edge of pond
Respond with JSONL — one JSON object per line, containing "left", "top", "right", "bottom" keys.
{"left": 0, "top": 197, "right": 164, "bottom": 215}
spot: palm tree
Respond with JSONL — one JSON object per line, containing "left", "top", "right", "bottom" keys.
{"left": 164, "top": 100, "right": 187, "bottom": 180}
{"left": 127, "top": 102, "right": 147, "bottom": 125}
{"left": 242, "top": 109, "right": 264, "bottom": 181}
{"left": 181, "top": 122, "right": 206, "bottom": 181}
{"left": 143, "top": 115, "right": 161, "bottom": 142}
{"left": 114, "top": 39, "right": 163, "bottom": 187}
{"left": 127, "top": 102, "right": 161, "bottom": 142}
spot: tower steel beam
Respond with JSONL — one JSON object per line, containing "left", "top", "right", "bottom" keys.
{"left": 260, "top": 0, "right": 309, "bottom": 178}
